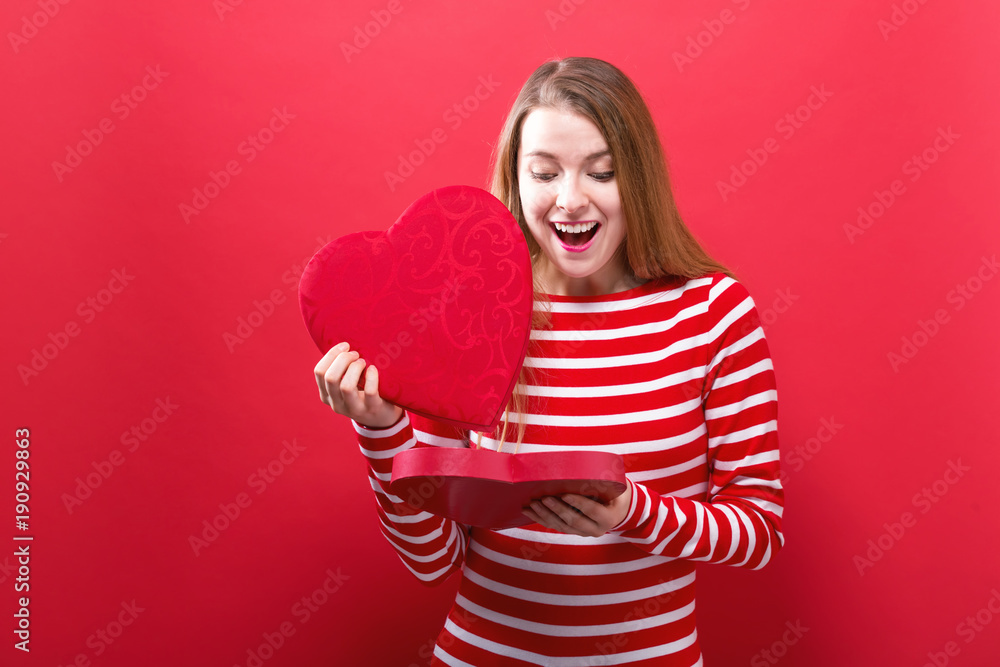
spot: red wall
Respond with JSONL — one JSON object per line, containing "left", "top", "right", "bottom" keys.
{"left": 3, "top": 1, "right": 999, "bottom": 665}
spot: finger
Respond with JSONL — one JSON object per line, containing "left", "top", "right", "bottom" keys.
{"left": 362, "top": 364, "right": 380, "bottom": 400}
{"left": 524, "top": 501, "right": 561, "bottom": 531}
{"left": 364, "top": 365, "right": 405, "bottom": 426}
{"left": 560, "top": 494, "right": 604, "bottom": 516}
{"left": 542, "top": 497, "right": 597, "bottom": 534}
{"left": 358, "top": 365, "right": 380, "bottom": 416}
{"left": 542, "top": 496, "right": 580, "bottom": 521}
{"left": 529, "top": 498, "right": 582, "bottom": 535}
{"left": 361, "top": 365, "right": 388, "bottom": 416}
{"left": 322, "top": 350, "right": 359, "bottom": 409}
{"left": 314, "top": 342, "right": 350, "bottom": 381}
{"left": 522, "top": 507, "right": 543, "bottom": 525}
{"left": 561, "top": 494, "right": 616, "bottom": 533}
{"left": 340, "top": 357, "right": 369, "bottom": 413}
{"left": 322, "top": 349, "right": 356, "bottom": 394}
{"left": 315, "top": 343, "right": 350, "bottom": 399}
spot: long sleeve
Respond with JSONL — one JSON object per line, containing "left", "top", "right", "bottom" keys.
{"left": 363, "top": 274, "right": 783, "bottom": 665}
{"left": 610, "top": 275, "right": 784, "bottom": 569}
{"left": 354, "top": 413, "right": 471, "bottom": 585}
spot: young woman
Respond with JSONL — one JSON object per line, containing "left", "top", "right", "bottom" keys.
{"left": 315, "top": 57, "right": 783, "bottom": 666}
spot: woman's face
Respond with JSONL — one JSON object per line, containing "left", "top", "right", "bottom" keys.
{"left": 517, "top": 107, "right": 628, "bottom": 296}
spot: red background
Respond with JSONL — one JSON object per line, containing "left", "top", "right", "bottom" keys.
{"left": 3, "top": 1, "right": 999, "bottom": 665}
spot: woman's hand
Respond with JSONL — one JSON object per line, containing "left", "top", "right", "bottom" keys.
{"left": 522, "top": 484, "right": 632, "bottom": 538}
{"left": 314, "top": 342, "right": 404, "bottom": 429}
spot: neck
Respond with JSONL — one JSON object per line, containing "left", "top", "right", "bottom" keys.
{"left": 534, "top": 258, "right": 644, "bottom": 297}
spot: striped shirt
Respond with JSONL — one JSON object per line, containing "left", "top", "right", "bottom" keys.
{"left": 355, "top": 272, "right": 784, "bottom": 666}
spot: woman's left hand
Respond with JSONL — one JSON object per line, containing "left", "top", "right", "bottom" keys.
{"left": 522, "top": 484, "right": 632, "bottom": 537}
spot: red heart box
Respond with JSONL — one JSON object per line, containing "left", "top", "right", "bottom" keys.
{"left": 390, "top": 447, "right": 628, "bottom": 529}
{"left": 299, "top": 186, "right": 533, "bottom": 430}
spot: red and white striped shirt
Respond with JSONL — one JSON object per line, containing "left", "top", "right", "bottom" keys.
{"left": 355, "top": 272, "right": 784, "bottom": 666}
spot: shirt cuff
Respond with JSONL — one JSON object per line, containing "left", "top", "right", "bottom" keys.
{"left": 609, "top": 478, "right": 642, "bottom": 533}
{"left": 353, "top": 412, "right": 409, "bottom": 440}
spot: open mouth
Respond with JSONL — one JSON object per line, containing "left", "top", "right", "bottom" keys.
{"left": 552, "top": 221, "right": 600, "bottom": 251}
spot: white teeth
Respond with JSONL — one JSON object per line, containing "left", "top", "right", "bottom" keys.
{"left": 553, "top": 221, "right": 598, "bottom": 234}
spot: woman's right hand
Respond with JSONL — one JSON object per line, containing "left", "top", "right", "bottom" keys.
{"left": 314, "top": 342, "right": 404, "bottom": 429}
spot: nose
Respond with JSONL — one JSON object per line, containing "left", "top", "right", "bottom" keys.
{"left": 556, "top": 175, "right": 587, "bottom": 214}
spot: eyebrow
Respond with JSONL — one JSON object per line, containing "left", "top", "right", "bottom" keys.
{"left": 523, "top": 149, "right": 611, "bottom": 161}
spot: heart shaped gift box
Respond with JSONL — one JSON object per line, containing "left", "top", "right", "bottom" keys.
{"left": 390, "top": 447, "right": 627, "bottom": 530}
{"left": 299, "top": 185, "right": 533, "bottom": 431}
{"left": 299, "top": 185, "right": 627, "bottom": 528}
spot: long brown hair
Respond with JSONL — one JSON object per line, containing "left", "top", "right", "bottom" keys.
{"left": 491, "top": 57, "right": 732, "bottom": 283}
{"left": 484, "top": 57, "right": 732, "bottom": 448}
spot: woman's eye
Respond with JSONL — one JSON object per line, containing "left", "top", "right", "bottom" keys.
{"left": 591, "top": 171, "right": 615, "bottom": 181}
{"left": 530, "top": 172, "right": 556, "bottom": 182}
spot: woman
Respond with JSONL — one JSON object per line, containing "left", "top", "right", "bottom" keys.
{"left": 315, "top": 57, "right": 783, "bottom": 666}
